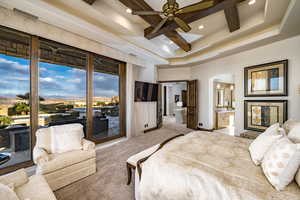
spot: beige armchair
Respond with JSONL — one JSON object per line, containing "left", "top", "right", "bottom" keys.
{"left": 33, "top": 124, "right": 96, "bottom": 191}
{"left": 0, "top": 168, "right": 57, "bottom": 200}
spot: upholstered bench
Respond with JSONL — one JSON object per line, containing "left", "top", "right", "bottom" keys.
{"left": 126, "top": 144, "right": 160, "bottom": 185}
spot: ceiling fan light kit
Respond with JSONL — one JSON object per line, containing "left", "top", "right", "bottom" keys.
{"left": 132, "top": 0, "right": 214, "bottom": 34}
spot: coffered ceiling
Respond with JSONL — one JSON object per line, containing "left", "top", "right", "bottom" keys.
{"left": 0, "top": 0, "right": 299, "bottom": 66}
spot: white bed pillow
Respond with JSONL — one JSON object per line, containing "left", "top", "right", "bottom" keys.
{"left": 50, "top": 123, "right": 84, "bottom": 154}
{"left": 287, "top": 124, "right": 300, "bottom": 143}
{"left": 249, "top": 123, "right": 284, "bottom": 165}
{"left": 262, "top": 137, "right": 300, "bottom": 191}
{"left": 0, "top": 183, "right": 20, "bottom": 200}
{"left": 283, "top": 120, "right": 300, "bottom": 135}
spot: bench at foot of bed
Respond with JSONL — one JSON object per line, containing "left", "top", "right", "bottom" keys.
{"left": 126, "top": 144, "right": 160, "bottom": 185}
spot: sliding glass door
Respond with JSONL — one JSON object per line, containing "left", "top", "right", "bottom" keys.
{"left": 0, "top": 25, "right": 126, "bottom": 174}
{"left": 91, "top": 56, "right": 120, "bottom": 141}
{"left": 0, "top": 28, "right": 32, "bottom": 170}
{"left": 38, "top": 39, "right": 87, "bottom": 133}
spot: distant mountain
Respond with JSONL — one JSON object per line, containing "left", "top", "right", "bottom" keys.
{"left": 0, "top": 96, "right": 9, "bottom": 100}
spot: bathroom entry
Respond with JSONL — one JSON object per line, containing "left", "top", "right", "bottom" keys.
{"left": 157, "top": 80, "right": 198, "bottom": 130}
{"left": 160, "top": 81, "right": 188, "bottom": 127}
{"left": 211, "top": 74, "right": 236, "bottom": 135}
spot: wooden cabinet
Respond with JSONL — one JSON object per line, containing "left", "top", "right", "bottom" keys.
{"left": 216, "top": 111, "right": 235, "bottom": 129}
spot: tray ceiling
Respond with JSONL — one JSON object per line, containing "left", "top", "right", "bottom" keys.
{"left": 0, "top": 0, "right": 299, "bottom": 66}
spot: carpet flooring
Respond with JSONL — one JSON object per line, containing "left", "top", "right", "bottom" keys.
{"left": 55, "top": 123, "right": 193, "bottom": 200}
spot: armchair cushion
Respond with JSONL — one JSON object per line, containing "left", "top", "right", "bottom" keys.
{"left": 15, "top": 175, "right": 57, "bottom": 200}
{"left": 82, "top": 139, "right": 95, "bottom": 151}
{"left": 0, "top": 169, "right": 28, "bottom": 188}
{"left": 33, "top": 147, "right": 50, "bottom": 165}
{"left": 50, "top": 124, "right": 84, "bottom": 154}
{"left": 0, "top": 183, "right": 20, "bottom": 200}
{"left": 36, "top": 127, "right": 52, "bottom": 154}
{"left": 36, "top": 149, "right": 96, "bottom": 175}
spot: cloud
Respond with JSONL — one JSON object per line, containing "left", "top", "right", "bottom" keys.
{"left": 55, "top": 75, "right": 65, "bottom": 79}
{"left": 94, "top": 89, "right": 118, "bottom": 97}
{"left": 0, "top": 55, "right": 119, "bottom": 99}
{"left": 0, "top": 58, "right": 29, "bottom": 78}
{"left": 40, "top": 77, "right": 55, "bottom": 83}
{"left": 67, "top": 78, "right": 81, "bottom": 84}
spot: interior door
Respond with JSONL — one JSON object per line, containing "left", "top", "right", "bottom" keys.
{"left": 157, "top": 84, "right": 163, "bottom": 128}
{"left": 187, "top": 80, "right": 198, "bottom": 129}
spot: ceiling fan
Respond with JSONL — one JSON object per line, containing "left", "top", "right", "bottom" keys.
{"left": 132, "top": 0, "right": 214, "bottom": 35}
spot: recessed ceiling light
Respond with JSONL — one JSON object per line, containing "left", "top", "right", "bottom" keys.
{"left": 198, "top": 25, "right": 204, "bottom": 30}
{"left": 126, "top": 8, "right": 132, "bottom": 14}
{"left": 248, "top": 0, "right": 256, "bottom": 5}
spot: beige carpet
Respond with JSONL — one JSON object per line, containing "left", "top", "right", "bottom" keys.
{"left": 55, "top": 123, "right": 193, "bottom": 200}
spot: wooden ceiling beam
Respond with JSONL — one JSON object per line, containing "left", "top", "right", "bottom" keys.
{"left": 224, "top": 4, "right": 240, "bottom": 32}
{"left": 144, "top": 0, "right": 246, "bottom": 39}
{"left": 119, "top": 0, "right": 192, "bottom": 52}
{"left": 82, "top": 0, "right": 97, "bottom": 5}
{"left": 165, "top": 31, "right": 191, "bottom": 52}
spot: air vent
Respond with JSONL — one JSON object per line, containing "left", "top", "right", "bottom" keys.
{"left": 128, "top": 53, "right": 137, "bottom": 57}
{"left": 13, "top": 8, "right": 38, "bottom": 20}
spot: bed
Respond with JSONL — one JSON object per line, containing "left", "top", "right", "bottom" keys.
{"left": 135, "top": 131, "right": 300, "bottom": 200}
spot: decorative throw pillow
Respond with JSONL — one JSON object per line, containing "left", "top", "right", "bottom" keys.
{"left": 287, "top": 124, "right": 300, "bottom": 143}
{"left": 262, "top": 137, "right": 300, "bottom": 191}
{"left": 283, "top": 120, "right": 300, "bottom": 135}
{"left": 0, "top": 183, "right": 20, "bottom": 200}
{"left": 249, "top": 123, "right": 284, "bottom": 165}
{"left": 50, "top": 123, "right": 84, "bottom": 154}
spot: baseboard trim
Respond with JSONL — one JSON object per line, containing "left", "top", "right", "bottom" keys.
{"left": 197, "top": 127, "right": 214, "bottom": 132}
{"left": 144, "top": 126, "right": 160, "bottom": 133}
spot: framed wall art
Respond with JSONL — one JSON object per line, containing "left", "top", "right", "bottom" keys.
{"left": 244, "top": 60, "right": 288, "bottom": 97}
{"left": 244, "top": 100, "right": 288, "bottom": 132}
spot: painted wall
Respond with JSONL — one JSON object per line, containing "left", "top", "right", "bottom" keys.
{"left": 191, "top": 35, "right": 300, "bottom": 133}
{"left": 158, "top": 67, "right": 191, "bottom": 81}
{"left": 131, "top": 65, "right": 157, "bottom": 137}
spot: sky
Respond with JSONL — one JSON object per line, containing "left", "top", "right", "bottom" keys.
{"left": 0, "top": 54, "right": 119, "bottom": 99}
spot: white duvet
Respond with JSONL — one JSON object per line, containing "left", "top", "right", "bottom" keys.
{"left": 135, "top": 131, "right": 300, "bottom": 200}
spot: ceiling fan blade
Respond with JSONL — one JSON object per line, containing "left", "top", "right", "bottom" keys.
{"left": 176, "top": 1, "right": 214, "bottom": 14}
{"left": 150, "top": 17, "right": 169, "bottom": 35}
{"left": 174, "top": 17, "right": 191, "bottom": 32}
{"left": 168, "top": 0, "right": 176, "bottom": 6}
{"left": 132, "top": 11, "right": 163, "bottom": 15}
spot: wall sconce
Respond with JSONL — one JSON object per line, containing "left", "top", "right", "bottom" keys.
{"left": 230, "top": 85, "right": 234, "bottom": 90}
{"left": 217, "top": 84, "right": 221, "bottom": 89}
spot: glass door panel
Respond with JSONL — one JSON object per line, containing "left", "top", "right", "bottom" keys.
{"left": 92, "top": 56, "right": 120, "bottom": 140}
{"left": 0, "top": 28, "right": 31, "bottom": 169}
{"left": 38, "top": 40, "right": 87, "bottom": 135}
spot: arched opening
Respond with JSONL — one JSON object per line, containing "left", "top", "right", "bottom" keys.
{"left": 209, "top": 73, "right": 236, "bottom": 135}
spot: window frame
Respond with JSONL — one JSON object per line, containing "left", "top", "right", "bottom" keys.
{"left": 0, "top": 25, "right": 126, "bottom": 174}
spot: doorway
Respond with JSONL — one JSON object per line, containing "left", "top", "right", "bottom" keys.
{"left": 210, "top": 74, "right": 236, "bottom": 135}
{"left": 162, "top": 82, "right": 187, "bottom": 127}
{"left": 157, "top": 80, "right": 198, "bottom": 130}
